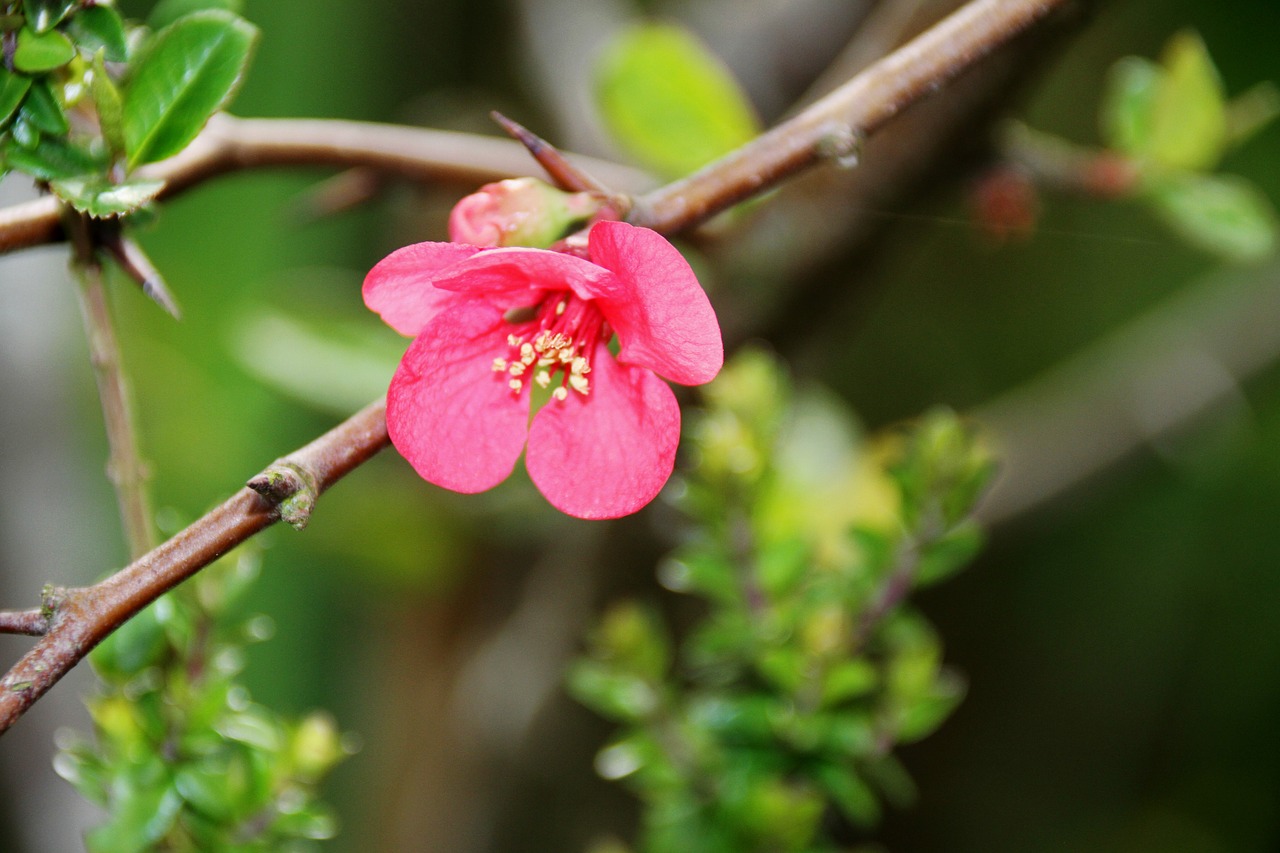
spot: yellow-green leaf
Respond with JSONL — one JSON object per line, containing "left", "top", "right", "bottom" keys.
{"left": 596, "top": 23, "right": 760, "bottom": 179}
{"left": 1148, "top": 30, "right": 1227, "bottom": 170}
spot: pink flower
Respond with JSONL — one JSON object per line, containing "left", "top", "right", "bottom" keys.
{"left": 364, "top": 219, "right": 723, "bottom": 519}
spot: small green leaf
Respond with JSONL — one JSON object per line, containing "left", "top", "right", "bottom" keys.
{"left": 22, "top": 78, "right": 69, "bottom": 136}
{"left": 596, "top": 23, "right": 760, "bottom": 179}
{"left": 1146, "top": 172, "right": 1277, "bottom": 262}
{"left": 0, "top": 68, "right": 33, "bottom": 126}
{"left": 123, "top": 10, "right": 258, "bottom": 169}
{"left": 69, "top": 6, "right": 131, "bottom": 63}
{"left": 1148, "top": 30, "right": 1227, "bottom": 170}
{"left": 14, "top": 27, "right": 77, "bottom": 73}
{"left": 90, "top": 52, "right": 127, "bottom": 156}
{"left": 915, "top": 522, "right": 983, "bottom": 587}
{"left": 1226, "top": 82, "right": 1280, "bottom": 148}
{"left": 148, "top": 0, "right": 245, "bottom": 30}
{"left": 24, "top": 0, "right": 77, "bottom": 34}
{"left": 1, "top": 134, "right": 102, "bottom": 179}
{"left": 1099, "top": 56, "right": 1160, "bottom": 156}
{"left": 52, "top": 176, "right": 165, "bottom": 217}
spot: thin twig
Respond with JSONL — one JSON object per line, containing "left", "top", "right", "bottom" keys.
{"left": 0, "top": 610, "right": 48, "bottom": 637}
{"left": 0, "top": 400, "right": 389, "bottom": 733}
{"left": 66, "top": 215, "right": 158, "bottom": 559}
{"left": 0, "top": 0, "right": 1070, "bottom": 735}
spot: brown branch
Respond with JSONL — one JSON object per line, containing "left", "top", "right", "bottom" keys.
{"left": 0, "top": 610, "right": 48, "bottom": 637}
{"left": 0, "top": 399, "right": 389, "bottom": 734}
{"left": 0, "top": 0, "right": 1069, "bottom": 735}
{"left": 0, "top": 115, "right": 652, "bottom": 255}
{"left": 629, "top": 0, "right": 1070, "bottom": 232}
{"left": 66, "top": 214, "right": 159, "bottom": 560}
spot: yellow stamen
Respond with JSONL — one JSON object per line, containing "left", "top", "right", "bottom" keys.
{"left": 552, "top": 387, "right": 568, "bottom": 401}
{"left": 535, "top": 370, "right": 551, "bottom": 388}
{"left": 509, "top": 378, "right": 523, "bottom": 392}
{"left": 491, "top": 358, "right": 507, "bottom": 372}
{"left": 569, "top": 374, "right": 590, "bottom": 395}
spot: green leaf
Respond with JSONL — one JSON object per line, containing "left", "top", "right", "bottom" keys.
{"left": 915, "top": 522, "right": 983, "bottom": 587}
{"left": 1148, "top": 30, "right": 1227, "bottom": 170}
{"left": 148, "top": 0, "right": 245, "bottom": 30}
{"left": 91, "top": 52, "right": 127, "bottom": 156}
{"left": 1226, "top": 82, "right": 1280, "bottom": 148}
{"left": 22, "top": 78, "right": 69, "bottom": 136}
{"left": 1099, "top": 56, "right": 1160, "bottom": 156}
{"left": 52, "top": 176, "right": 165, "bottom": 217}
{"left": 0, "top": 68, "right": 33, "bottom": 127}
{"left": 69, "top": 6, "right": 131, "bottom": 63}
{"left": 1145, "top": 171, "right": 1277, "bottom": 262}
{"left": 1, "top": 134, "right": 102, "bottom": 179}
{"left": 123, "top": 10, "right": 258, "bottom": 169}
{"left": 14, "top": 27, "right": 77, "bottom": 73}
{"left": 595, "top": 23, "right": 760, "bottom": 179}
{"left": 24, "top": 0, "right": 77, "bottom": 34}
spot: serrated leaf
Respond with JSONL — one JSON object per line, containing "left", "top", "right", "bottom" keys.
{"left": 69, "top": 6, "right": 131, "bottom": 63}
{"left": 25, "top": 0, "right": 77, "bottom": 34}
{"left": 14, "top": 26, "right": 77, "bottom": 73}
{"left": 1, "top": 134, "right": 102, "bottom": 179}
{"left": 148, "top": 0, "right": 245, "bottom": 30}
{"left": 1099, "top": 56, "right": 1160, "bottom": 156}
{"left": 0, "top": 68, "right": 33, "bottom": 126}
{"left": 90, "top": 52, "right": 126, "bottom": 156}
{"left": 52, "top": 176, "right": 164, "bottom": 217}
{"left": 1146, "top": 172, "right": 1277, "bottom": 262}
{"left": 22, "top": 78, "right": 69, "bottom": 136}
{"left": 123, "top": 10, "right": 258, "bottom": 169}
{"left": 596, "top": 23, "right": 760, "bottom": 179}
{"left": 1148, "top": 30, "right": 1227, "bottom": 170}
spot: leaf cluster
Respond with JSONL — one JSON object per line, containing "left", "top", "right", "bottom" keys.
{"left": 0, "top": 0, "right": 255, "bottom": 216}
{"left": 1098, "top": 30, "right": 1280, "bottom": 262}
{"left": 569, "top": 350, "right": 994, "bottom": 853}
{"left": 55, "top": 550, "right": 351, "bottom": 853}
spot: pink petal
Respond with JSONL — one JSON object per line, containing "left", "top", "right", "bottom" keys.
{"left": 387, "top": 301, "right": 530, "bottom": 493}
{"left": 364, "top": 242, "right": 482, "bottom": 336}
{"left": 526, "top": 347, "right": 680, "bottom": 519}
{"left": 584, "top": 220, "right": 723, "bottom": 386}
{"left": 433, "top": 247, "right": 611, "bottom": 304}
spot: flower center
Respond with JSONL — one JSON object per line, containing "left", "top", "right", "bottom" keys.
{"left": 491, "top": 292, "right": 609, "bottom": 400}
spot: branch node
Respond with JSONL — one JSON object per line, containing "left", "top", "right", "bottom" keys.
{"left": 247, "top": 462, "right": 319, "bottom": 530}
{"left": 814, "top": 121, "right": 864, "bottom": 169}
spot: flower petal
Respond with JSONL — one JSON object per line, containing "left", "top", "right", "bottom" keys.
{"left": 585, "top": 220, "right": 723, "bottom": 386}
{"left": 433, "top": 247, "right": 611, "bottom": 305}
{"left": 363, "top": 242, "right": 482, "bottom": 336}
{"left": 387, "top": 301, "right": 530, "bottom": 493}
{"left": 526, "top": 348, "right": 680, "bottom": 519}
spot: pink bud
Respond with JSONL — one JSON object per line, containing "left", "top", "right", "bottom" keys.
{"left": 447, "top": 178, "right": 603, "bottom": 248}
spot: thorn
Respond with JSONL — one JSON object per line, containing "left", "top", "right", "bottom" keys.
{"left": 490, "top": 111, "right": 611, "bottom": 195}
{"left": 102, "top": 234, "right": 182, "bottom": 320}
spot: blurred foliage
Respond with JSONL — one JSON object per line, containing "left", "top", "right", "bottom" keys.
{"left": 594, "top": 22, "right": 761, "bottom": 180}
{"left": 569, "top": 350, "right": 994, "bottom": 852}
{"left": 997, "top": 29, "right": 1279, "bottom": 261}
{"left": 55, "top": 549, "right": 350, "bottom": 852}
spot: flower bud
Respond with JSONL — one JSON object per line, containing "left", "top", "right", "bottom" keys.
{"left": 448, "top": 178, "right": 602, "bottom": 248}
